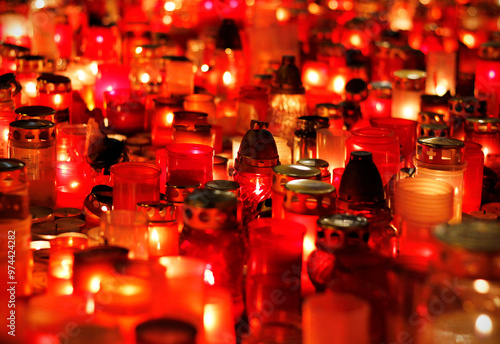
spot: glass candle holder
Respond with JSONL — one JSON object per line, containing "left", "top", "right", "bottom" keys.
{"left": 448, "top": 96, "right": 486, "bottom": 141}
{"left": 425, "top": 51, "right": 457, "bottom": 96}
{"left": 0, "top": 84, "right": 16, "bottom": 158}
{"left": 245, "top": 218, "right": 305, "bottom": 343}
{"left": 413, "top": 137, "right": 467, "bottom": 224}
{"left": 36, "top": 73, "right": 72, "bottom": 117}
{"left": 129, "top": 44, "right": 162, "bottom": 92}
{"left": 464, "top": 118, "right": 500, "bottom": 177}
{"left": 283, "top": 179, "right": 337, "bottom": 296}
{"left": 297, "top": 158, "right": 331, "bottom": 183}
{"left": 137, "top": 201, "right": 179, "bottom": 259}
{"left": 166, "top": 143, "right": 214, "bottom": 186}
{"left": 361, "top": 81, "right": 392, "bottom": 119}
{"left": 475, "top": 42, "right": 500, "bottom": 117}
{"left": 173, "top": 111, "right": 208, "bottom": 129}
{"left": 394, "top": 178, "right": 454, "bottom": 261}
{"left": 81, "top": 25, "right": 120, "bottom": 63}
{"left": 204, "top": 287, "right": 236, "bottom": 344}
{"left": 63, "top": 58, "right": 98, "bottom": 113}
{"left": 463, "top": 142, "right": 484, "bottom": 213}
{"left": 303, "top": 292, "right": 370, "bottom": 344}
{"left": 121, "top": 22, "right": 152, "bottom": 66}
{"left": 161, "top": 56, "right": 194, "bottom": 97}
{"left": 316, "top": 128, "right": 351, "bottom": 171}
{"left": 236, "top": 86, "right": 269, "bottom": 129}
{"left": 391, "top": 70, "right": 427, "bottom": 121}
{"left": 136, "top": 318, "right": 197, "bottom": 344}
{"left": 103, "top": 89, "right": 147, "bottom": 135}
{"left": 345, "top": 127, "right": 401, "bottom": 192}
{"left": 420, "top": 94, "right": 450, "bottom": 118}
{"left": 370, "top": 117, "right": 417, "bottom": 169}
{"left": 100, "top": 210, "right": 149, "bottom": 260}
{"left": 9, "top": 119, "right": 57, "bottom": 208}
{"left": 172, "top": 123, "right": 213, "bottom": 147}
{"left": 151, "top": 97, "right": 183, "bottom": 146}
{"left": 184, "top": 93, "right": 217, "bottom": 123}
{"left": 293, "top": 115, "right": 329, "bottom": 163}
{"left": 110, "top": 162, "right": 161, "bottom": 211}
{"left": 16, "top": 55, "right": 46, "bottom": 106}
{"left": 94, "top": 64, "right": 131, "bottom": 110}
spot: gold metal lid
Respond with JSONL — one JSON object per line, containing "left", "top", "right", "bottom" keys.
{"left": 449, "top": 96, "right": 486, "bottom": 117}
{"left": 272, "top": 164, "right": 321, "bottom": 194}
{"left": 15, "top": 105, "right": 56, "bottom": 120}
{"left": 165, "top": 180, "right": 200, "bottom": 203}
{"left": 37, "top": 73, "right": 72, "bottom": 93}
{"left": 316, "top": 213, "right": 370, "bottom": 250}
{"left": 297, "top": 158, "right": 330, "bottom": 180}
{"left": 137, "top": 201, "right": 177, "bottom": 222}
{"left": 465, "top": 117, "right": 500, "bottom": 133}
{"left": 368, "top": 81, "right": 392, "bottom": 99}
{"left": 16, "top": 55, "right": 46, "bottom": 73}
{"left": 9, "top": 119, "right": 56, "bottom": 143}
{"left": 393, "top": 70, "right": 427, "bottom": 91}
{"left": 283, "top": 179, "right": 336, "bottom": 215}
{"left": 419, "top": 123, "right": 449, "bottom": 137}
{"left": 0, "top": 83, "right": 12, "bottom": 101}
{"left": 418, "top": 111, "right": 445, "bottom": 125}
{"left": 0, "top": 159, "right": 28, "bottom": 219}
{"left": 434, "top": 222, "right": 500, "bottom": 252}
{"left": 205, "top": 180, "right": 240, "bottom": 192}
{"left": 416, "top": 136, "right": 465, "bottom": 165}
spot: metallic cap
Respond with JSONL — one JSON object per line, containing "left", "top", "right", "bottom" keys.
{"left": 316, "top": 214, "right": 370, "bottom": 250}
{"left": 37, "top": 73, "right": 72, "bottom": 93}
{"left": 16, "top": 55, "right": 45, "bottom": 73}
{"left": 0, "top": 42, "right": 30, "bottom": 58}
{"left": 154, "top": 96, "right": 184, "bottom": 108}
{"left": 30, "top": 206, "right": 54, "bottom": 224}
{"left": 345, "top": 78, "right": 368, "bottom": 102}
{"left": 419, "top": 123, "right": 449, "bottom": 137}
{"left": 15, "top": 105, "right": 56, "bottom": 120}
{"left": 434, "top": 222, "right": 500, "bottom": 252}
{"left": 0, "top": 73, "right": 22, "bottom": 97}
{"left": 0, "top": 158, "right": 26, "bottom": 185}
{"left": 0, "top": 159, "right": 28, "bottom": 219}
{"left": 478, "top": 41, "right": 500, "bottom": 60}
{"left": 338, "top": 151, "right": 385, "bottom": 204}
{"left": 368, "top": 81, "right": 392, "bottom": 99}
{"left": 162, "top": 55, "right": 192, "bottom": 63}
{"left": 183, "top": 188, "right": 239, "bottom": 230}
{"left": 165, "top": 180, "right": 200, "bottom": 204}
{"left": 54, "top": 207, "right": 83, "bottom": 219}
{"left": 418, "top": 111, "right": 445, "bottom": 125}
{"left": 234, "top": 120, "right": 280, "bottom": 173}
{"left": 283, "top": 179, "right": 336, "bottom": 215}
{"left": 272, "top": 164, "right": 321, "bottom": 194}
{"left": 465, "top": 117, "right": 500, "bottom": 133}
{"left": 205, "top": 180, "right": 240, "bottom": 197}
{"left": 296, "top": 115, "right": 329, "bottom": 131}
{"left": 9, "top": 119, "right": 56, "bottom": 143}
{"left": 137, "top": 201, "right": 177, "bottom": 222}
{"left": 297, "top": 158, "right": 331, "bottom": 181}
{"left": 393, "top": 70, "right": 427, "bottom": 91}
{"left": 416, "top": 137, "right": 465, "bottom": 165}
{"left": 448, "top": 96, "right": 486, "bottom": 117}
{"left": 272, "top": 55, "right": 305, "bottom": 94}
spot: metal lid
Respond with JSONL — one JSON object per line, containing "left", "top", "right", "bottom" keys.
{"left": 338, "top": 151, "right": 385, "bottom": 204}
{"left": 136, "top": 318, "right": 197, "bottom": 344}
{"left": 316, "top": 103, "right": 341, "bottom": 118}
{"left": 419, "top": 123, "right": 449, "bottom": 137}
{"left": 216, "top": 18, "right": 242, "bottom": 50}
{"left": 316, "top": 214, "right": 370, "bottom": 251}
{"left": 9, "top": 119, "right": 56, "bottom": 143}
{"left": 16, "top": 55, "right": 45, "bottom": 73}
{"left": 0, "top": 158, "right": 26, "bottom": 177}
{"left": 296, "top": 115, "right": 329, "bottom": 131}
{"left": 234, "top": 120, "right": 280, "bottom": 173}
{"left": 205, "top": 180, "right": 240, "bottom": 193}
{"left": 416, "top": 137, "right": 465, "bottom": 165}
{"left": 434, "top": 222, "right": 500, "bottom": 252}
{"left": 30, "top": 206, "right": 55, "bottom": 224}
{"left": 418, "top": 111, "right": 445, "bottom": 124}
{"left": 393, "top": 70, "right": 427, "bottom": 91}
{"left": 297, "top": 158, "right": 330, "bottom": 180}
{"left": 54, "top": 207, "right": 83, "bottom": 219}
{"left": 345, "top": 78, "right": 368, "bottom": 102}
{"left": 449, "top": 96, "right": 486, "bottom": 117}
{"left": 272, "top": 164, "right": 321, "bottom": 194}
{"left": 154, "top": 96, "right": 184, "bottom": 107}
{"left": 165, "top": 180, "right": 200, "bottom": 203}
{"left": 0, "top": 73, "right": 22, "bottom": 97}
{"left": 283, "top": 179, "right": 336, "bottom": 215}
{"left": 183, "top": 188, "right": 239, "bottom": 230}
{"left": 37, "top": 73, "right": 72, "bottom": 93}
{"left": 465, "top": 117, "right": 500, "bottom": 133}
{"left": 272, "top": 55, "right": 305, "bottom": 94}
{"left": 173, "top": 111, "right": 208, "bottom": 127}
{"left": 478, "top": 41, "right": 500, "bottom": 60}
{"left": 15, "top": 106, "right": 56, "bottom": 120}
{"left": 368, "top": 81, "right": 392, "bottom": 99}
{"left": 0, "top": 159, "right": 28, "bottom": 219}
{"left": 162, "top": 55, "right": 192, "bottom": 62}
{"left": 55, "top": 217, "right": 86, "bottom": 229}
{"left": 137, "top": 201, "right": 177, "bottom": 222}
{"left": 0, "top": 42, "right": 30, "bottom": 57}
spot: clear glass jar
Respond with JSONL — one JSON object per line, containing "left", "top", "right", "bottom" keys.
{"left": 9, "top": 119, "right": 57, "bottom": 208}
{"left": 292, "top": 115, "right": 329, "bottom": 163}
{"left": 392, "top": 69, "right": 427, "bottom": 121}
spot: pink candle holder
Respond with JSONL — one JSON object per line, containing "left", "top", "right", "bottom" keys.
{"left": 166, "top": 143, "right": 214, "bottom": 185}
{"left": 110, "top": 162, "right": 161, "bottom": 211}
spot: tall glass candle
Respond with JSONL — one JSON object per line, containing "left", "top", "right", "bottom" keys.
{"left": 0, "top": 84, "right": 16, "bottom": 158}
{"left": 161, "top": 56, "right": 194, "bottom": 97}
{"left": 166, "top": 143, "right": 213, "bottom": 186}
{"left": 316, "top": 128, "right": 351, "bottom": 171}
{"left": 475, "top": 42, "right": 500, "bottom": 117}
{"left": 464, "top": 118, "right": 500, "bottom": 177}
{"left": 36, "top": 73, "right": 72, "bottom": 120}
{"left": 392, "top": 70, "right": 426, "bottom": 121}
{"left": 463, "top": 142, "right": 485, "bottom": 213}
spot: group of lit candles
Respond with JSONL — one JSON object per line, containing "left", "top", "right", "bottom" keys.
{"left": 1, "top": 0, "right": 500, "bottom": 344}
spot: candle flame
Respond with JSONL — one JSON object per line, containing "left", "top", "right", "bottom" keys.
{"left": 276, "top": 8, "right": 290, "bottom": 22}
{"left": 305, "top": 70, "right": 321, "bottom": 86}
{"left": 54, "top": 94, "right": 62, "bottom": 106}
{"left": 25, "top": 82, "right": 37, "bottom": 97}
{"left": 375, "top": 102, "right": 383, "bottom": 112}
{"left": 350, "top": 33, "right": 362, "bottom": 47}
{"left": 101, "top": 205, "right": 109, "bottom": 212}
{"left": 463, "top": 33, "right": 475, "bottom": 48}
{"left": 54, "top": 33, "right": 61, "bottom": 43}
{"left": 223, "top": 71, "right": 232, "bottom": 86}
{"left": 53, "top": 258, "right": 72, "bottom": 279}
{"left": 435, "top": 84, "right": 447, "bottom": 97}
{"left": 34, "top": 0, "right": 45, "bottom": 9}
{"left": 201, "top": 64, "right": 209, "bottom": 72}
{"left": 166, "top": 112, "right": 174, "bottom": 125}
{"left": 96, "top": 35, "right": 104, "bottom": 44}
{"left": 85, "top": 298, "right": 95, "bottom": 314}
{"left": 204, "top": 266, "right": 215, "bottom": 286}
{"left": 70, "top": 181, "right": 79, "bottom": 189}
{"left": 140, "top": 73, "right": 150, "bottom": 84}
{"left": 303, "top": 237, "right": 315, "bottom": 258}
{"left": 118, "top": 284, "right": 141, "bottom": 296}
{"left": 473, "top": 279, "right": 490, "bottom": 294}
{"left": 135, "top": 47, "right": 143, "bottom": 55}
{"left": 90, "top": 277, "right": 101, "bottom": 293}
{"left": 489, "top": 70, "right": 496, "bottom": 79}
{"left": 475, "top": 314, "right": 493, "bottom": 337}
{"left": 204, "top": 304, "right": 217, "bottom": 331}
{"left": 332, "top": 75, "right": 346, "bottom": 93}
{"left": 164, "top": 1, "right": 176, "bottom": 11}
{"left": 90, "top": 62, "right": 99, "bottom": 76}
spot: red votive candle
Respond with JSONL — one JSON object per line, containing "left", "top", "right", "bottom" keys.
{"left": 166, "top": 143, "right": 214, "bottom": 185}
{"left": 463, "top": 142, "right": 484, "bottom": 213}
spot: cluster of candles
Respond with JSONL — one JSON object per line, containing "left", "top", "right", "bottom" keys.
{"left": 2, "top": 0, "right": 500, "bottom": 343}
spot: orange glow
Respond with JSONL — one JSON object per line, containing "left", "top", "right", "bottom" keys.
{"left": 328, "top": 0, "right": 338, "bottom": 10}
{"left": 331, "top": 75, "right": 346, "bottom": 93}
{"left": 375, "top": 102, "right": 383, "bottom": 112}
{"left": 305, "top": 70, "right": 321, "bottom": 86}
{"left": 308, "top": 3, "right": 321, "bottom": 14}
{"left": 54, "top": 94, "right": 62, "bottom": 106}
{"left": 475, "top": 314, "right": 493, "bottom": 337}
{"left": 276, "top": 8, "right": 290, "bottom": 22}
{"left": 350, "top": 33, "right": 362, "bottom": 47}
{"left": 343, "top": 1, "right": 353, "bottom": 10}
{"left": 204, "top": 266, "right": 215, "bottom": 285}
{"left": 463, "top": 33, "right": 475, "bottom": 48}
{"left": 223, "top": 71, "right": 232, "bottom": 85}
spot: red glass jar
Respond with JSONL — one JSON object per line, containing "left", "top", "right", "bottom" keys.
{"left": 0, "top": 84, "right": 16, "bottom": 158}
{"left": 151, "top": 97, "right": 183, "bottom": 146}
{"left": 103, "top": 89, "right": 147, "bottom": 135}
{"left": 165, "top": 180, "right": 200, "bottom": 234}
{"left": 370, "top": 117, "right": 417, "bottom": 169}
{"left": 36, "top": 73, "right": 72, "bottom": 120}
{"left": 361, "top": 81, "right": 392, "bottom": 119}
{"left": 172, "top": 111, "right": 208, "bottom": 129}
{"left": 236, "top": 86, "right": 269, "bottom": 128}
{"left": 271, "top": 164, "right": 321, "bottom": 220}
{"left": 306, "top": 213, "right": 390, "bottom": 344}
{"left": 172, "top": 123, "right": 213, "bottom": 147}
{"left": 475, "top": 42, "right": 500, "bottom": 117}
{"left": 233, "top": 121, "right": 280, "bottom": 224}
{"left": 345, "top": 127, "right": 401, "bottom": 191}
{"left": 448, "top": 96, "right": 486, "bottom": 141}
{"left": 81, "top": 25, "right": 120, "bottom": 63}
{"left": 16, "top": 55, "right": 46, "bottom": 106}
{"left": 180, "top": 188, "right": 245, "bottom": 318}
{"left": 463, "top": 142, "right": 485, "bottom": 213}
{"left": 166, "top": 143, "right": 213, "bottom": 186}
{"left": 464, "top": 117, "right": 500, "bottom": 177}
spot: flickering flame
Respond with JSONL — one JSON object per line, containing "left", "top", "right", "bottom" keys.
{"left": 473, "top": 279, "right": 490, "bottom": 294}
{"left": 223, "top": 71, "right": 232, "bottom": 85}
{"left": 246, "top": 0, "right": 255, "bottom": 6}
{"left": 463, "top": 33, "right": 475, "bottom": 48}
{"left": 151, "top": 229, "right": 161, "bottom": 250}
{"left": 2, "top": 128, "right": 8, "bottom": 142}
{"left": 225, "top": 48, "right": 232, "bottom": 55}
{"left": 96, "top": 35, "right": 104, "bottom": 44}
{"left": 76, "top": 70, "right": 86, "bottom": 82}
{"left": 30, "top": 241, "right": 50, "bottom": 250}
{"left": 328, "top": 0, "right": 338, "bottom": 10}
{"left": 205, "top": 1, "right": 213, "bottom": 10}
{"left": 163, "top": 15, "right": 173, "bottom": 25}
{"left": 303, "top": 237, "right": 315, "bottom": 258}
{"left": 90, "top": 277, "right": 101, "bottom": 293}
{"left": 54, "top": 94, "right": 62, "bottom": 106}
{"left": 435, "top": 84, "right": 447, "bottom": 97}
{"left": 475, "top": 314, "right": 493, "bottom": 337}
{"left": 375, "top": 102, "right": 383, "bottom": 112}
{"left": 332, "top": 75, "right": 346, "bottom": 93}
{"left": 204, "top": 266, "right": 215, "bottom": 286}
{"left": 343, "top": 1, "right": 353, "bottom": 10}
{"left": 25, "top": 82, "right": 37, "bottom": 97}
{"left": 164, "top": 1, "right": 176, "bottom": 11}
{"left": 34, "top": 0, "right": 45, "bottom": 9}
{"left": 54, "top": 33, "right": 61, "bottom": 43}
{"left": 305, "top": 70, "right": 321, "bottom": 86}
{"left": 85, "top": 298, "right": 95, "bottom": 314}
{"left": 90, "top": 62, "right": 99, "bottom": 76}
{"left": 118, "top": 284, "right": 141, "bottom": 296}
{"left": 350, "top": 33, "right": 362, "bottom": 47}
{"left": 165, "top": 112, "right": 174, "bottom": 125}
{"left": 54, "top": 258, "right": 72, "bottom": 279}
{"left": 106, "top": 86, "right": 113, "bottom": 92}
{"left": 204, "top": 304, "right": 216, "bottom": 331}
{"left": 135, "top": 47, "right": 143, "bottom": 55}
{"left": 229, "top": 0, "right": 238, "bottom": 8}
{"left": 101, "top": 205, "right": 109, "bottom": 212}
{"left": 489, "top": 70, "right": 496, "bottom": 79}
{"left": 309, "top": 3, "right": 320, "bottom": 14}
{"left": 70, "top": 181, "right": 79, "bottom": 189}
{"left": 201, "top": 64, "right": 210, "bottom": 72}
{"left": 403, "top": 106, "right": 414, "bottom": 119}
{"left": 276, "top": 8, "right": 290, "bottom": 22}
{"left": 140, "top": 73, "right": 150, "bottom": 84}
